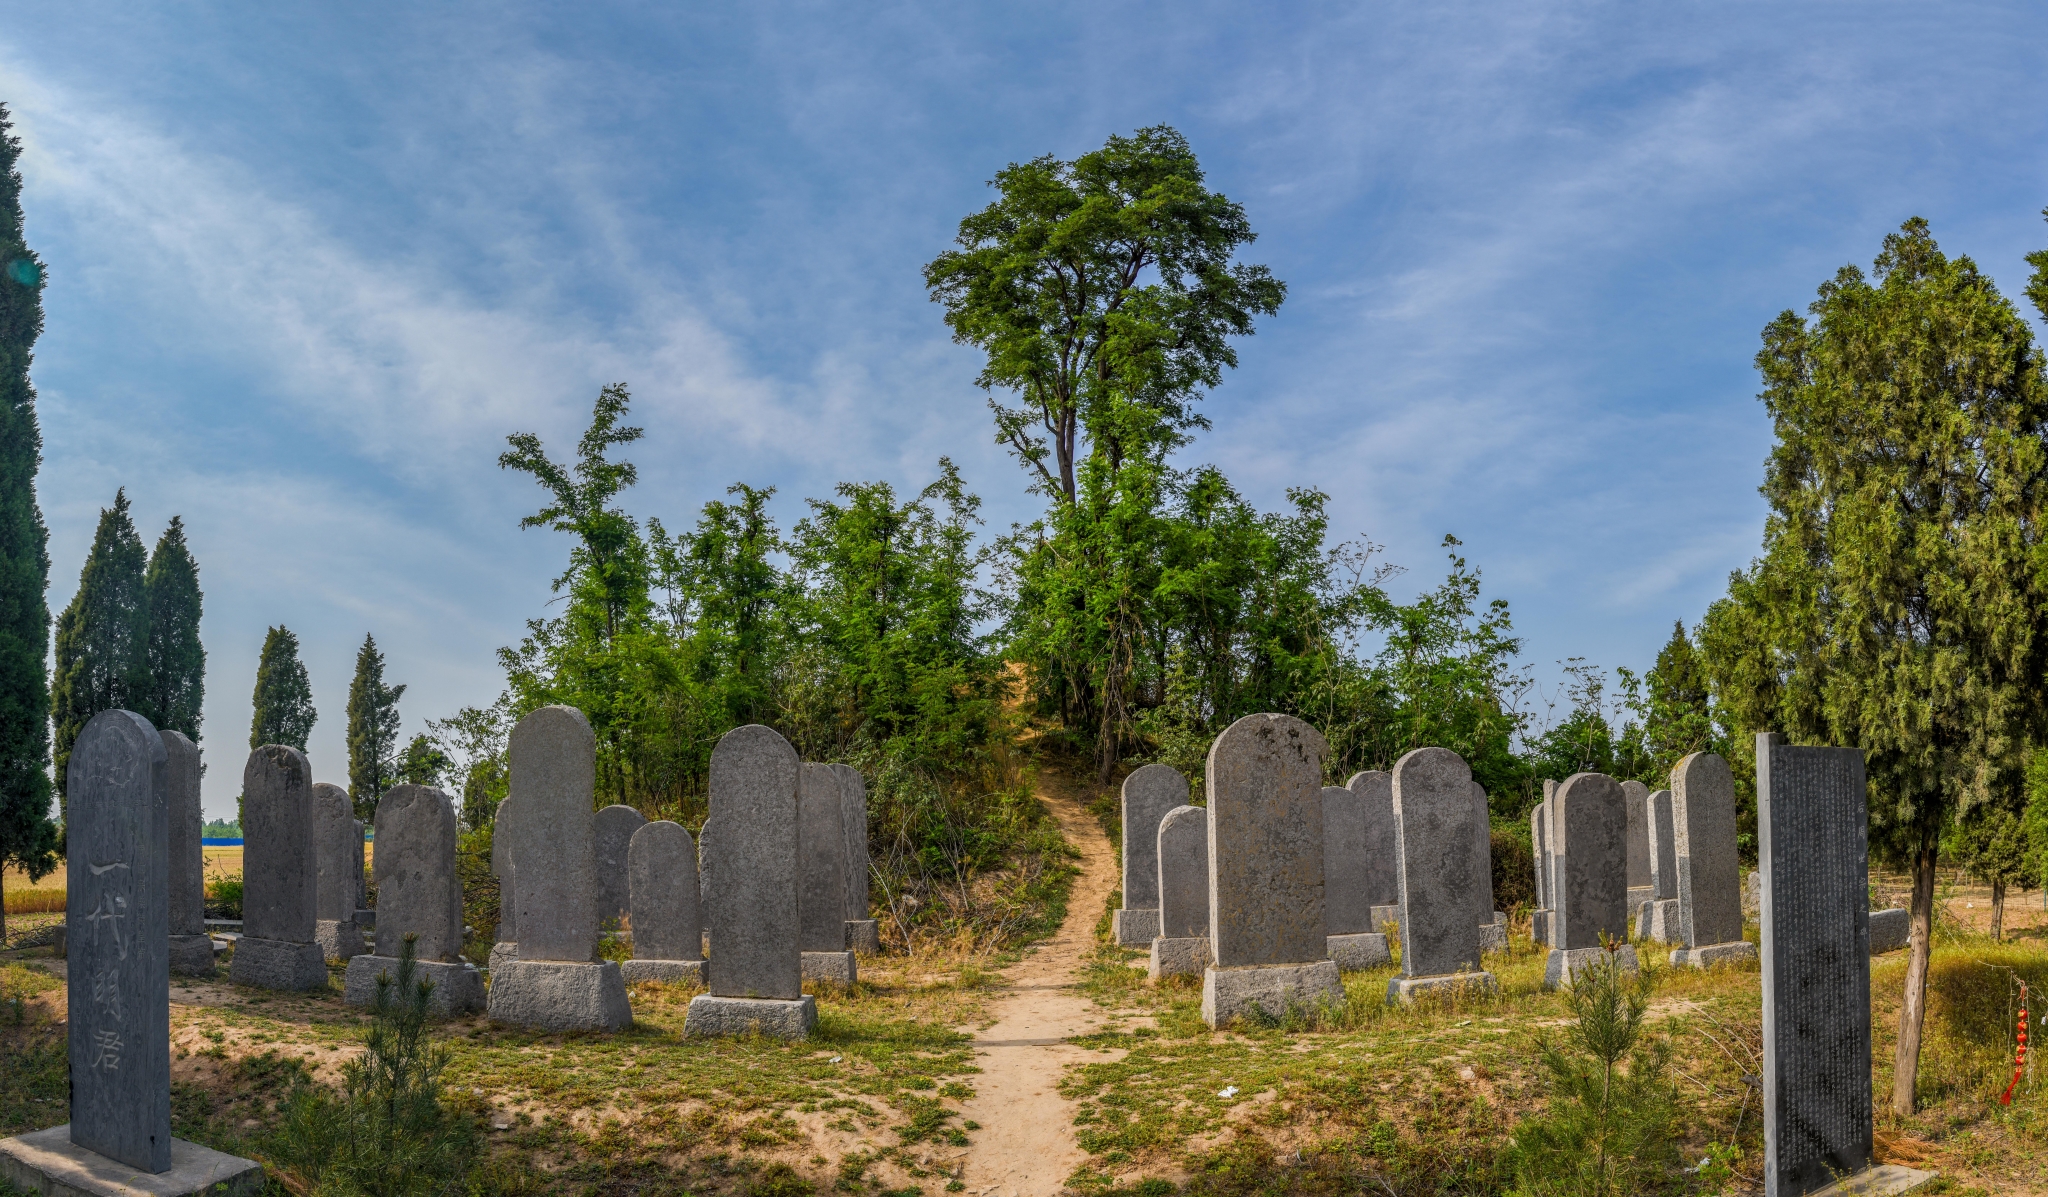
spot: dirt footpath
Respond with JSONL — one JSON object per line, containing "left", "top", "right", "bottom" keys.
{"left": 955, "top": 772, "right": 1121, "bottom": 1197}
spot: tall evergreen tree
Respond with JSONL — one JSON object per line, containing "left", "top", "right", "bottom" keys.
{"left": 346, "top": 634, "right": 404, "bottom": 819}
{"left": 249, "top": 625, "right": 316, "bottom": 750}
{"left": 51, "top": 489, "right": 149, "bottom": 810}
{"left": 0, "top": 102, "right": 56, "bottom": 942}
{"left": 139, "top": 515, "right": 204, "bottom": 741}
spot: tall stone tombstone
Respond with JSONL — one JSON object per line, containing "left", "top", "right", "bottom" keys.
{"left": 162, "top": 730, "right": 213, "bottom": 977}
{"left": 1470, "top": 781, "right": 1504, "bottom": 952}
{"left": 1530, "top": 795, "right": 1551, "bottom": 945}
{"left": 1639, "top": 788, "right": 1681, "bottom": 941}
{"left": 623, "top": 820, "right": 704, "bottom": 983}
{"left": 486, "top": 706, "right": 631, "bottom": 1031}
{"left": 797, "top": 763, "right": 856, "bottom": 985}
{"left": 1384, "top": 747, "right": 1497, "bottom": 1003}
{"left": 346, "top": 784, "right": 484, "bottom": 1015}
{"left": 230, "top": 746, "right": 329, "bottom": 990}
{"left": 1542, "top": 772, "right": 1640, "bottom": 989}
{"left": 311, "top": 783, "right": 364, "bottom": 961}
{"left": 593, "top": 804, "right": 646, "bottom": 933}
{"left": 1343, "top": 771, "right": 1400, "bottom": 928}
{"left": 686, "top": 724, "right": 816, "bottom": 1039}
{"left": 1622, "top": 779, "right": 1654, "bottom": 920}
{"left": 352, "top": 820, "right": 367, "bottom": 916}
{"left": 1115, "top": 764, "right": 1186, "bottom": 946}
{"left": 831, "top": 763, "right": 879, "bottom": 954}
{"left": 1544, "top": 779, "right": 1566, "bottom": 943}
{"left": 1323, "top": 785, "right": 1391, "bottom": 970}
{"left": 1149, "top": 805, "right": 1210, "bottom": 979}
{"left": 1757, "top": 734, "right": 1895, "bottom": 1197}
{"left": 491, "top": 794, "right": 518, "bottom": 947}
{"left": 1200, "top": 713, "right": 1344, "bottom": 1026}
{"left": 1670, "top": 753, "right": 1755, "bottom": 968}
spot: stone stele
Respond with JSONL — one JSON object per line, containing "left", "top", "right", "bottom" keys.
{"left": 1384, "top": 747, "right": 1497, "bottom": 1004}
{"left": 593, "top": 803, "right": 646, "bottom": 934}
{"left": 798, "top": 763, "right": 857, "bottom": 986}
{"left": 491, "top": 794, "right": 518, "bottom": 946}
{"left": 1151, "top": 804, "right": 1210, "bottom": 980}
{"left": 1201, "top": 713, "right": 1343, "bottom": 1026}
{"left": 229, "top": 746, "right": 328, "bottom": 991}
{"left": 1669, "top": 752, "right": 1755, "bottom": 969}
{"left": 623, "top": 820, "right": 705, "bottom": 985}
{"left": 1322, "top": 784, "right": 1372, "bottom": 936}
{"left": 1115, "top": 763, "right": 1186, "bottom": 946}
{"left": 344, "top": 784, "right": 485, "bottom": 1017}
{"left": 1621, "top": 778, "right": 1653, "bottom": 893}
{"left": 1469, "top": 780, "right": 1497, "bottom": 941}
{"left": 1638, "top": 788, "right": 1680, "bottom": 942}
{"left": 162, "top": 730, "right": 214, "bottom": 978}
{"left": 831, "top": 763, "right": 879, "bottom": 954}
{"left": 1344, "top": 770, "right": 1399, "bottom": 911}
{"left": 1530, "top": 796, "right": 1551, "bottom": 946}
{"left": 311, "top": 782, "right": 364, "bottom": 962}
{"left": 0, "top": 1126, "right": 264, "bottom": 1197}
{"left": 1543, "top": 772, "right": 1639, "bottom": 990}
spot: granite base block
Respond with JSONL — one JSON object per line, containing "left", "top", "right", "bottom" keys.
{"left": 1531, "top": 909, "right": 1551, "bottom": 946}
{"left": 344, "top": 956, "right": 486, "bottom": 1016}
{"left": 1670, "top": 940, "right": 1758, "bottom": 969}
{"left": 1805, "top": 1163, "right": 1936, "bottom": 1195}
{"left": 1369, "top": 904, "right": 1401, "bottom": 930}
{"left": 1113, "top": 907, "right": 1161, "bottom": 947}
{"left": 1543, "top": 945, "right": 1640, "bottom": 990}
{"left": 228, "top": 937, "right": 328, "bottom": 991}
{"left": 1326, "top": 933, "right": 1392, "bottom": 971}
{"left": 1385, "top": 971, "right": 1499, "bottom": 1005}
{"left": 487, "top": 942, "right": 518, "bottom": 973}
{"left": 0, "top": 1126, "right": 264, "bottom": 1197}
{"left": 845, "top": 920, "right": 881, "bottom": 955}
{"left": 1201, "top": 961, "right": 1345, "bottom": 1028}
{"left": 1869, "top": 907, "right": 1910, "bottom": 955}
{"left": 683, "top": 994, "right": 818, "bottom": 1039}
{"left": 1638, "top": 898, "right": 1681, "bottom": 944}
{"left": 1478, "top": 922, "right": 1507, "bottom": 953}
{"left": 800, "top": 950, "right": 858, "bottom": 986}
{"left": 1149, "top": 936, "right": 1209, "bottom": 979}
{"left": 622, "top": 959, "right": 706, "bottom": 984}
{"left": 487, "top": 959, "right": 632, "bottom": 1031}
{"left": 313, "top": 919, "right": 364, "bottom": 962}
{"left": 167, "top": 935, "right": 215, "bottom": 978}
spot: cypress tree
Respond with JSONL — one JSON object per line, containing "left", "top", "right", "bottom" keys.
{"left": 139, "top": 515, "right": 204, "bottom": 742}
{"left": 0, "top": 102, "right": 56, "bottom": 941}
{"left": 249, "top": 625, "right": 316, "bottom": 750}
{"left": 346, "top": 634, "right": 405, "bottom": 819}
{"left": 51, "top": 489, "right": 149, "bottom": 810}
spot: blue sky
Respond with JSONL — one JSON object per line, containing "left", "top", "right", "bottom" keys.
{"left": 6, "top": 3, "right": 2047, "bottom": 818}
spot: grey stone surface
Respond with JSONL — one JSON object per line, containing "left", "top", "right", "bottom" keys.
{"left": 343, "top": 956, "right": 485, "bottom": 1017}
{"left": 161, "top": 731, "right": 205, "bottom": 945}
{"left": 352, "top": 820, "right": 366, "bottom": 915}
{"left": 1469, "top": 780, "right": 1496, "bottom": 943}
{"left": 240, "top": 745, "right": 316, "bottom": 948}
{"left": 65, "top": 709, "right": 171, "bottom": 1174}
{"left": 1530, "top": 796, "right": 1551, "bottom": 945}
{"left": 1638, "top": 897, "right": 1682, "bottom": 943}
{"left": 1745, "top": 869, "right": 1763, "bottom": 918}
{"left": 704, "top": 725, "right": 803, "bottom": 1000}
{"left": 593, "top": 804, "right": 645, "bottom": 932}
{"left": 1327, "top": 933, "right": 1391, "bottom": 971}
{"left": 1149, "top": 936, "right": 1209, "bottom": 979}
{"left": 697, "top": 818, "right": 714, "bottom": 935}
{"left": 312, "top": 922, "right": 361, "bottom": 960}
{"left": 226, "top": 937, "right": 327, "bottom": 991}
{"left": 1157, "top": 805, "right": 1209, "bottom": 939}
{"left": 629, "top": 820, "right": 702, "bottom": 963}
{"left": 1551, "top": 772, "right": 1629, "bottom": 953}
{"left": 1867, "top": 908, "right": 1909, "bottom": 955}
{"left": 1391, "top": 747, "right": 1484, "bottom": 978}
{"left": 831, "top": 764, "right": 870, "bottom": 921}
{"left": 310, "top": 784, "right": 360, "bottom": 947}
{"left": 1121, "top": 763, "right": 1186, "bottom": 914}
{"left": 1802, "top": 1165, "right": 1937, "bottom": 1196}
{"left": 1478, "top": 922, "right": 1507, "bottom": 953}
{"left": 1648, "top": 789, "right": 1677, "bottom": 901}
{"left": 1672, "top": 941, "right": 1758, "bottom": 969}
{"left": 1113, "top": 907, "right": 1161, "bottom": 945}
{"left": 622, "top": 959, "right": 705, "bottom": 984}
{"left": 1622, "top": 779, "right": 1652, "bottom": 891}
{"left": 491, "top": 795, "right": 517, "bottom": 944}
{"left": 798, "top": 765, "right": 848, "bottom": 954}
{"left": 1672, "top": 752, "right": 1745, "bottom": 952}
{"left": 1202, "top": 960, "right": 1344, "bottom": 1026}
{"left": 1344, "top": 770, "right": 1399, "bottom": 910}
{"left": 1369, "top": 904, "right": 1399, "bottom": 930}
{"left": 1758, "top": 733, "right": 1874, "bottom": 1197}
{"left": 487, "top": 942, "right": 518, "bottom": 973}
{"left": 1544, "top": 944, "right": 1640, "bottom": 990}
{"left": 0, "top": 1125, "right": 264, "bottom": 1197}
{"left": 371, "top": 784, "right": 463, "bottom": 961}
{"left": 683, "top": 994, "right": 817, "bottom": 1040}
{"left": 1323, "top": 785, "right": 1372, "bottom": 935}
{"left": 505, "top": 707, "right": 598, "bottom": 963}
{"left": 1386, "top": 971, "right": 1499, "bottom": 1005}
{"left": 846, "top": 920, "right": 881, "bottom": 954}
{"left": 486, "top": 959, "right": 632, "bottom": 1031}
{"left": 166, "top": 936, "right": 214, "bottom": 977}
{"left": 1206, "top": 713, "right": 1329, "bottom": 968}
{"left": 800, "top": 951, "right": 858, "bottom": 986}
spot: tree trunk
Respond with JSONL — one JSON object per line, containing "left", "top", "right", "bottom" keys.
{"left": 1891, "top": 823, "right": 1939, "bottom": 1116}
{"left": 1991, "top": 877, "right": 2006, "bottom": 942}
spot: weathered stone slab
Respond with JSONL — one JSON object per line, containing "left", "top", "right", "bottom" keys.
{"left": 1532, "top": 784, "right": 1554, "bottom": 946}
{"left": 1157, "top": 805, "right": 1208, "bottom": 939}
{"left": 0, "top": 1125, "right": 264, "bottom": 1197}
{"left": 1639, "top": 897, "right": 1681, "bottom": 943}
{"left": 593, "top": 804, "right": 645, "bottom": 933}
{"left": 226, "top": 938, "right": 326, "bottom": 990}
{"left": 1622, "top": 779, "right": 1652, "bottom": 892}
{"left": 342, "top": 956, "right": 485, "bottom": 1017}
{"left": 1387, "top": 971, "right": 1500, "bottom": 1005}
{"left": 160, "top": 731, "right": 210, "bottom": 979}
{"left": 1116, "top": 764, "right": 1186, "bottom": 945}
{"left": 1327, "top": 933, "right": 1391, "bottom": 971}
{"left": 487, "top": 959, "right": 631, "bottom": 1031}
{"left": 1671, "top": 941, "right": 1757, "bottom": 968}
{"left": 622, "top": 959, "right": 705, "bottom": 984}
{"left": 1544, "top": 944, "right": 1640, "bottom": 989}
{"left": 1149, "top": 936, "right": 1209, "bottom": 979}
{"left": 846, "top": 921, "right": 881, "bottom": 954}
{"left": 1113, "top": 907, "right": 1160, "bottom": 945}
{"left": 704, "top": 725, "right": 802, "bottom": 1001}
{"left": 1345, "top": 771, "right": 1399, "bottom": 910}
{"left": 311, "top": 783, "right": 363, "bottom": 963}
{"left": 832, "top": 764, "right": 871, "bottom": 953}
{"left": 798, "top": 765, "right": 847, "bottom": 954}
{"left": 1672, "top": 752, "right": 1744, "bottom": 954}
{"left": 1758, "top": 733, "right": 1874, "bottom": 1197}
{"left": 683, "top": 994, "right": 816, "bottom": 1039}
{"left": 1202, "top": 960, "right": 1343, "bottom": 1026}
{"left": 1648, "top": 788, "right": 1677, "bottom": 900}
{"left": 491, "top": 795, "right": 518, "bottom": 944}
{"left": 1549, "top": 773, "right": 1627, "bottom": 951}
{"left": 629, "top": 820, "right": 702, "bottom": 963}
{"left": 1867, "top": 908, "right": 1909, "bottom": 955}
{"left": 66, "top": 709, "right": 171, "bottom": 1173}
{"left": 504, "top": 707, "right": 598, "bottom": 963}
{"left": 1390, "top": 747, "right": 1486, "bottom": 980}
{"left": 800, "top": 951, "right": 857, "bottom": 986}
{"left": 1469, "top": 780, "right": 1496, "bottom": 943}
{"left": 1206, "top": 714, "right": 1329, "bottom": 968}
{"left": 231, "top": 746, "right": 325, "bottom": 992}
{"left": 369, "top": 784, "right": 463, "bottom": 961}
{"left": 1323, "top": 785, "right": 1372, "bottom": 935}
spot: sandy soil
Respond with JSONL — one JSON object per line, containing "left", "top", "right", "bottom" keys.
{"left": 954, "top": 769, "right": 1122, "bottom": 1197}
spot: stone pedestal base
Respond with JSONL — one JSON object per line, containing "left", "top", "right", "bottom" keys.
{"left": 1149, "top": 936, "right": 1209, "bottom": 979}
{"left": 1201, "top": 961, "right": 1344, "bottom": 1028}
{"left": 1636, "top": 898, "right": 1680, "bottom": 942}
{"left": 801, "top": 950, "right": 858, "bottom": 986}
{"left": 1803, "top": 1163, "right": 1936, "bottom": 1196}
{"left": 1543, "top": 945, "right": 1640, "bottom": 990}
{"left": 1532, "top": 909, "right": 1551, "bottom": 945}
{"left": 487, "top": 942, "right": 517, "bottom": 973}
{"left": 344, "top": 956, "right": 485, "bottom": 1016}
{"left": 1385, "top": 971, "right": 1498, "bottom": 1005}
{"left": 1368, "top": 904, "right": 1400, "bottom": 930}
{"left": 228, "top": 937, "right": 328, "bottom": 991}
{"left": 622, "top": 958, "right": 706, "bottom": 984}
{"left": 1670, "top": 940, "right": 1757, "bottom": 969}
{"left": 1326, "top": 933, "right": 1391, "bottom": 971}
{"left": 1869, "top": 907, "right": 1910, "bottom": 955}
{"left": 1112, "top": 907, "right": 1160, "bottom": 947}
{"left": 683, "top": 994, "right": 817, "bottom": 1039}
{"left": 1477, "top": 922, "right": 1507, "bottom": 953}
{"left": 313, "top": 919, "right": 364, "bottom": 962}
{"left": 0, "top": 1125, "right": 264, "bottom": 1196}
{"left": 487, "top": 959, "right": 632, "bottom": 1031}
{"left": 167, "top": 934, "right": 216, "bottom": 978}
{"left": 845, "top": 920, "right": 881, "bottom": 954}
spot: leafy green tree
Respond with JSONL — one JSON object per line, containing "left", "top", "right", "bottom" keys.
{"left": 396, "top": 734, "right": 450, "bottom": 788}
{"left": 925, "top": 125, "right": 1284, "bottom": 501}
{"left": 51, "top": 490, "right": 149, "bottom": 809}
{"left": 347, "top": 634, "right": 405, "bottom": 819}
{"left": 651, "top": 482, "right": 782, "bottom": 729}
{"left": 138, "top": 515, "right": 204, "bottom": 741}
{"left": 0, "top": 102, "right": 56, "bottom": 927}
{"left": 1952, "top": 804, "right": 2033, "bottom": 940}
{"left": 250, "top": 625, "right": 316, "bottom": 750}
{"left": 1700, "top": 218, "right": 2048, "bottom": 1115}
{"left": 425, "top": 704, "right": 508, "bottom": 830}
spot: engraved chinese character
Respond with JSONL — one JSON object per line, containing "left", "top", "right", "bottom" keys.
{"left": 90, "top": 965, "right": 122, "bottom": 1021}
{"left": 81, "top": 886, "right": 129, "bottom": 960}
{"left": 89, "top": 1028, "right": 122, "bottom": 1071}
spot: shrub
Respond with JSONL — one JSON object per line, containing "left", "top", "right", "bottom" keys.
{"left": 203, "top": 872, "right": 242, "bottom": 920}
